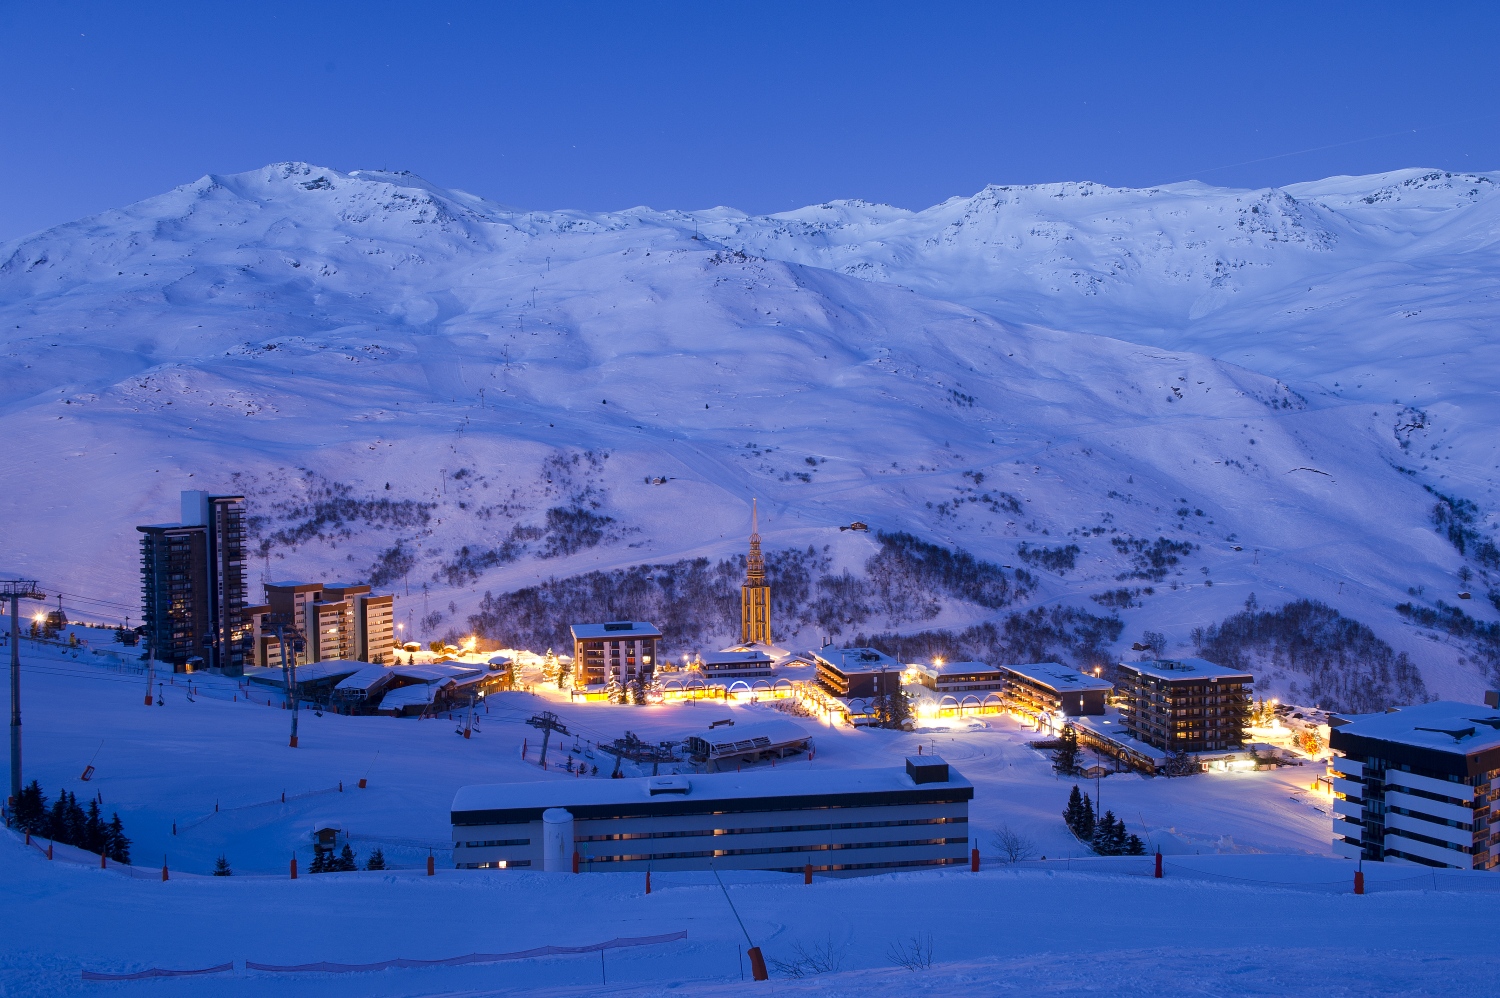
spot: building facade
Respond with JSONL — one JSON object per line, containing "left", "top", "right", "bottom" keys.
{"left": 259, "top": 581, "right": 396, "bottom": 668}
{"left": 137, "top": 523, "right": 209, "bottom": 671}
{"left": 813, "top": 646, "right": 902, "bottom": 700}
{"left": 1002, "top": 661, "right": 1113, "bottom": 727}
{"left": 452, "top": 757, "right": 972, "bottom": 876}
{"left": 570, "top": 621, "right": 662, "bottom": 688}
{"left": 1116, "top": 658, "right": 1252, "bottom": 753}
{"left": 695, "top": 648, "right": 776, "bottom": 682}
{"left": 1329, "top": 701, "right": 1500, "bottom": 871}
{"left": 916, "top": 661, "right": 1007, "bottom": 695}
{"left": 137, "top": 490, "right": 249, "bottom": 674}
{"left": 741, "top": 500, "right": 771, "bottom": 646}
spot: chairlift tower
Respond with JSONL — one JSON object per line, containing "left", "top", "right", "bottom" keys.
{"left": 3, "top": 579, "right": 46, "bottom": 810}
{"left": 265, "top": 613, "right": 305, "bottom": 748}
{"left": 526, "top": 711, "right": 569, "bottom": 768}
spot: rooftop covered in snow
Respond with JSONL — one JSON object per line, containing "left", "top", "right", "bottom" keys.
{"left": 814, "top": 647, "right": 901, "bottom": 674}
{"left": 1331, "top": 701, "right": 1500, "bottom": 775}
{"left": 452, "top": 763, "right": 972, "bottom": 825}
{"left": 1119, "top": 658, "right": 1253, "bottom": 683}
{"left": 918, "top": 660, "right": 1002, "bottom": 678}
{"left": 1004, "top": 661, "right": 1113, "bottom": 692}
{"left": 569, "top": 621, "right": 662, "bottom": 640}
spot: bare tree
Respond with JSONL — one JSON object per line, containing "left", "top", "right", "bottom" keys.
{"left": 886, "top": 933, "right": 934, "bottom": 971}
{"left": 769, "top": 936, "right": 845, "bottom": 978}
{"left": 991, "top": 824, "right": 1037, "bottom": 864}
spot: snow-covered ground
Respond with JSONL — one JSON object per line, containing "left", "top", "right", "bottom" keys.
{"left": 2, "top": 163, "right": 1499, "bottom": 703}
{"left": 5, "top": 639, "right": 1500, "bottom": 995}
{"left": 8, "top": 632, "right": 1332, "bottom": 876}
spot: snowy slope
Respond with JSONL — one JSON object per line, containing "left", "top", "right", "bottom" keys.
{"left": 1, "top": 163, "right": 1497, "bottom": 700}
{"left": 4, "top": 637, "right": 1500, "bottom": 996}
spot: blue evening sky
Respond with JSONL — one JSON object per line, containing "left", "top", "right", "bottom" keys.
{"left": 1, "top": 1, "right": 1495, "bottom": 240}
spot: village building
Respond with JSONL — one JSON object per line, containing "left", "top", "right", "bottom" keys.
{"left": 257, "top": 581, "right": 395, "bottom": 668}
{"left": 915, "top": 661, "right": 1006, "bottom": 695}
{"left": 1002, "top": 661, "right": 1113, "bottom": 729}
{"left": 813, "top": 646, "right": 902, "bottom": 700}
{"left": 1329, "top": 700, "right": 1500, "bottom": 870}
{"left": 569, "top": 621, "right": 661, "bottom": 688}
{"left": 451, "top": 756, "right": 972, "bottom": 876}
{"left": 1116, "top": 658, "right": 1253, "bottom": 754}
{"left": 694, "top": 648, "right": 776, "bottom": 682}
{"left": 137, "top": 490, "right": 249, "bottom": 674}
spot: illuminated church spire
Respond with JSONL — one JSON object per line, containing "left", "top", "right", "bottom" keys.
{"left": 746, "top": 499, "right": 765, "bottom": 585}
{"left": 741, "top": 499, "right": 771, "bottom": 645}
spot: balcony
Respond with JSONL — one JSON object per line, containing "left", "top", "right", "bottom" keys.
{"left": 1329, "top": 757, "right": 1362, "bottom": 779}
{"left": 1331, "top": 776, "right": 1364, "bottom": 801}
{"left": 1385, "top": 811, "right": 1472, "bottom": 849}
{"left": 1385, "top": 769, "right": 1472, "bottom": 804}
{"left": 1332, "top": 797, "right": 1362, "bottom": 820}
{"left": 1386, "top": 790, "right": 1473, "bottom": 827}
{"left": 1383, "top": 831, "right": 1469, "bottom": 869}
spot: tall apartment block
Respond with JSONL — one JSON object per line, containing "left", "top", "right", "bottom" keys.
{"left": 1116, "top": 658, "right": 1252, "bottom": 754}
{"left": 1329, "top": 700, "right": 1500, "bottom": 870}
{"left": 569, "top": 621, "right": 661, "bottom": 688}
{"left": 256, "top": 581, "right": 395, "bottom": 668}
{"left": 137, "top": 490, "right": 248, "bottom": 675}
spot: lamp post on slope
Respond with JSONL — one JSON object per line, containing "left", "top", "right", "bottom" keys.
{"left": 3, "top": 579, "right": 46, "bottom": 814}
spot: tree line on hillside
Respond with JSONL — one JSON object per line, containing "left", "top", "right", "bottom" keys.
{"left": 466, "top": 532, "right": 1036, "bottom": 652}
{"left": 1397, "top": 599, "right": 1500, "bottom": 684}
{"left": 1194, "top": 595, "right": 1428, "bottom": 712}
{"left": 858, "top": 605, "right": 1124, "bottom": 674}
{"left": 9, "top": 781, "right": 131, "bottom": 862}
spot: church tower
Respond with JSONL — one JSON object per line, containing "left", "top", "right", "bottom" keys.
{"left": 741, "top": 500, "right": 772, "bottom": 645}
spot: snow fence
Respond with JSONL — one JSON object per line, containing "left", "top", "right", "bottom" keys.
{"left": 82, "top": 932, "right": 687, "bottom": 980}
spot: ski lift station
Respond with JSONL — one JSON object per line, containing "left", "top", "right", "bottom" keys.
{"left": 680, "top": 717, "right": 813, "bottom": 770}
{"left": 451, "top": 757, "right": 972, "bottom": 876}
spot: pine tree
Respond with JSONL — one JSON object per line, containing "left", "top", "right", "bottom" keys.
{"left": 888, "top": 685, "right": 912, "bottom": 729}
{"left": 1054, "top": 726, "right": 1079, "bottom": 774}
{"left": 366, "top": 848, "right": 386, "bottom": 871}
{"left": 1078, "top": 793, "right": 1095, "bottom": 842}
{"left": 1093, "top": 810, "right": 1119, "bottom": 855}
{"left": 105, "top": 814, "right": 131, "bottom": 864}
{"left": 14, "top": 780, "right": 47, "bottom": 834}
{"left": 65, "top": 792, "right": 88, "bottom": 847}
{"left": 1126, "top": 833, "right": 1145, "bottom": 856}
{"left": 84, "top": 799, "right": 106, "bottom": 854}
{"left": 1108, "top": 814, "right": 1128, "bottom": 855}
{"left": 213, "top": 855, "right": 232, "bottom": 876}
{"left": 309, "top": 848, "right": 328, "bottom": 874}
{"left": 1064, "top": 785, "right": 1085, "bottom": 835}
{"left": 47, "top": 792, "right": 71, "bottom": 844}
{"left": 337, "top": 844, "right": 358, "bottom": 871}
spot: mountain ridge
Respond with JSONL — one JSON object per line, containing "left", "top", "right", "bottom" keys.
{"left": 2, "top": 161, "right": 1497, "bottom": 705}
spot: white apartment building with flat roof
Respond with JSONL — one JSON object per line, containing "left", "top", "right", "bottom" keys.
{"left": 1329, "top": 700, "right": 1500, "bottom": 871}
{"left": 451, "top": 758, "right": 972, "bottom": 877}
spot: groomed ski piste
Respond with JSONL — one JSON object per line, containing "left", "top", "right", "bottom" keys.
{"left": 5, "top": 631, "right": 1500, "bottom": 996}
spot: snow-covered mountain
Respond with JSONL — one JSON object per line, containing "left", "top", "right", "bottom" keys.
{"left": 3, "top": 162, "right": 1498, "bottom": 704}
